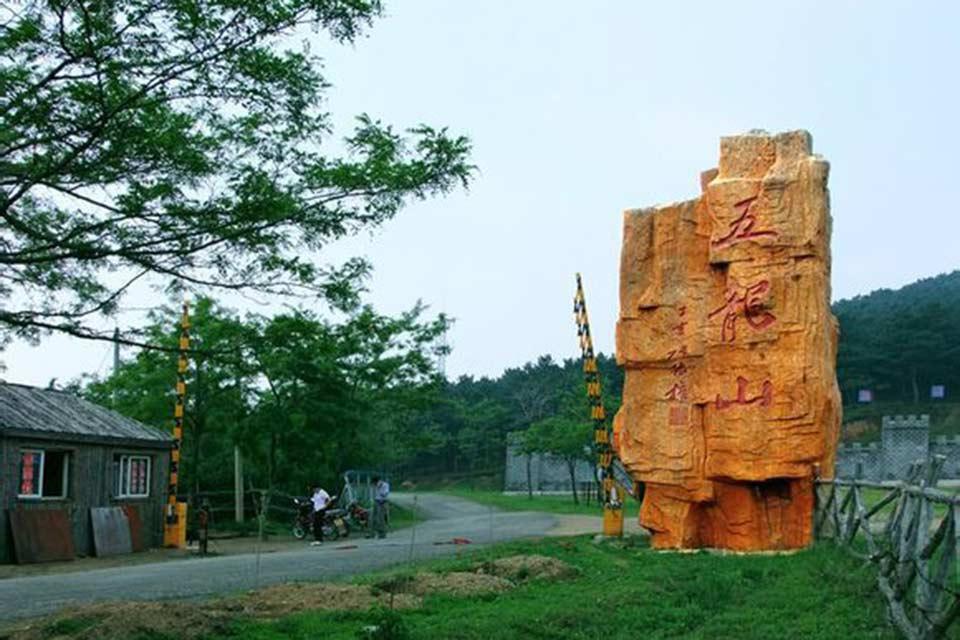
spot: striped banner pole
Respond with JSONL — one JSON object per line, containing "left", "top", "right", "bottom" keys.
{"left": 574, "top": 274, "right": 623, "bottom": 537}
{"left": 164, "top": 302, "right": 190, "bottom": 547}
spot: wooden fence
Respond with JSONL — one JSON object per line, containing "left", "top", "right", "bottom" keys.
{"left": 815, "top": 456, "right": 960, "bottom": 640}
{"left": 189, "top": 489, "right": 298, "bottom": 528}
{"left": 190, "top": 472, "right": 388, "bottom": 530}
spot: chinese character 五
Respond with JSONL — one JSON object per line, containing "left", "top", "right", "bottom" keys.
{"left": 712, "top": 196, "right": 778, "bottom": 249}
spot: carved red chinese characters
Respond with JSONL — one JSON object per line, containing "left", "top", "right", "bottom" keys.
{"left": 613, "top": 130, "right": 841, "bottom": 551}
{"left": 712, "top": 196, "right": 778, "bottom": 248}
{"left": 715, "top": 377, "right": 773, "bottom": 410}
{"left": 708, "top": 280, "right": 776, "bottom": 343}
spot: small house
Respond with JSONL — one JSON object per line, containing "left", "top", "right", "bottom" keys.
{"left": 0, "top": 383, "right": 173, "bottom": 563}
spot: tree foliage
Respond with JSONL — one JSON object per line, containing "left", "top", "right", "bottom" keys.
{"left": 834, "top": 270, "right": 960, "bottom": 404}
{"left": 0, "top": 0, "right": 472, "bottom": 348}
{"left": 391, "top": 353, "right": 622, "bottom": 485}
{"left": 524, "top": 392, "right": 594, "bottom": 503}
{"left": 83, "top": 295, "right": 449, "bottom": 493}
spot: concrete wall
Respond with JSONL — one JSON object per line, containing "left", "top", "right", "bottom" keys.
{"left": 1, "top": 434, "right": 170, "bottom": 563}
{"left": 503, "top": 436, "right": 594, "bottom": 493}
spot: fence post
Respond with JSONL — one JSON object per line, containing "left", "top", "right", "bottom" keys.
{"left": 407, "top": 494, "right": 418, "bottom": 564}
{"left": 234, "top": 446, "right": 244, "bottom": 523}
{"left": 955, "top": 503, "right": 960, "bottom": 590}
{"left": 816, "top": 457, "right": 960, "bottom": 640}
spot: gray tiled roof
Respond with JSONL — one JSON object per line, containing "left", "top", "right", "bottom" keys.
{"left": 0, "top": 383, "right": 172, "bottom": 444}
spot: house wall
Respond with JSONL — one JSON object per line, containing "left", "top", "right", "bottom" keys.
{"left": 1, "top": 434, "right": 170, "bottom": 563}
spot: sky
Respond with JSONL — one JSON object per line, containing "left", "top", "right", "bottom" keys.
{"left": 5, "top": 0, "right": 960, "bottom": 386}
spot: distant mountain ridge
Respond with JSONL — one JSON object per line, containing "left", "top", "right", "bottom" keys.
{"left": 833, "top": 270, "right": 960, "bottom": 315}
{"left": 833, "top": 269, "right": 960, "bottom": 406}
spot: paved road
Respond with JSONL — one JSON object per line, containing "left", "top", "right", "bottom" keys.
{"left": 0, "top": 493, "right": 556, "bottom": 621}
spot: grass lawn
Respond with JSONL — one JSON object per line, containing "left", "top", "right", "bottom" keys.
{"left": 437, "top": 488, "right": 606, "bottom": 516}
{"left": 842, "top": 485, "right": 957, "bottom": 521}
{"left": 386, "top": 501, "right": 416, "bottom": 530}
{"left": 224, "top": 536, "right": 896, "bottom": 640}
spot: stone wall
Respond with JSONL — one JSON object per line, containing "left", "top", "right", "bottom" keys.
{"left": 834, "top": 415, "right": 960, "bottom": 480}
{"left": 834, "top": 441, "right": 882, "bottom": 480}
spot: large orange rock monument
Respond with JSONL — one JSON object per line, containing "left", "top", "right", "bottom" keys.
{"left": 613, "top": 130, "right": 841, "bottom": 551}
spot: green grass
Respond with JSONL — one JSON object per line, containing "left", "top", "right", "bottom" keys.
{"left": 437, "top": 489, "right": 605, "bottom": 516}
{"left": 386, "top": 502, "right": 415, "bottom": 530}
{"left": 220, "top": 536, "right": 897, "bottom": 640}
{"left": 845, "top": 486, "right": 957, "bottom": 520}
{"left": 44, "top": 615, "right": 101, "bottom": 636}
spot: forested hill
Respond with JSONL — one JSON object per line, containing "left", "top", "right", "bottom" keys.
{"left": 834, "top": 270, "right": 960, "bottom": 405}
{"left": 834, "top": 270, "right": 960, "bottom": 318}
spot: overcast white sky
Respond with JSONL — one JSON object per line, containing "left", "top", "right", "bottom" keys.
{"left": 5, "top": 1, "right": 960, "bottom": 386}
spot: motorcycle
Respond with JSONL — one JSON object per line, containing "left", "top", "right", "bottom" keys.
{"left": 291, "top": 495, "right": 350, "bottom": 540}
{"left": 345, "top": 500, "right": 369, "bottom": 533}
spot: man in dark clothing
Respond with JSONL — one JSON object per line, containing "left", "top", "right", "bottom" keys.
{"left": 371, "top": 475, "right": 390, "bottom": 539}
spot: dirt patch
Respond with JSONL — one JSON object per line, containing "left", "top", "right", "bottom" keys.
{"left": 2, "top": 557, "right": 574, "bottom": 639}
{"left": 401, "top": 572, "right": 512, "bottom": 597}
{"left": 222, "top": 583, "right": 420, "bottom": 617}
{"left": 3, "top": 584, "right": 419, "bottom": 640}
{"left": 4, "top": 601, "right": 236, "bottom": 640}
{"left": 480, "top": 554, "right": 579, "bottom": 582}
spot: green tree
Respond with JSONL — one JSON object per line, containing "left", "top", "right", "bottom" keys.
{"left": 0, "top": 0, "right": 472, "bottom": 347}
{"left": 236, "top": 303, "right": 448, "bottom": 491}
{"left": 834, "top": 271, "right": 960, "bottom": 405}
{"left": 84, "top": 295, "right": 449, "bottom": 495}
{"left": 85, "top": 298, "right": 255, "bottom": 494}
{"left": 384, "top": 353, "right": 623, "bottom": 489}
{"left": 525, "top": 396, "right": 593, "bottom": 504}
{"left": 502, "top": 355, "right": 566, "bottom": 498}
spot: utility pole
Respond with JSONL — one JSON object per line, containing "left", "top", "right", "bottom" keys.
{"left": 111, "top": 327, "right": 121, "bottom": 407}
{"left": 234, "top": 445, "right": 244, "bottom": 523}
{"left": 437, "top": 313, "right": 449, "bottom": 379}
{"left": 112, "top": 327, "right": 120, "bottom": 375}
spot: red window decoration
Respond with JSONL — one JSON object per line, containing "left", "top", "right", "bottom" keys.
{"left": 19, "top": 451, "right": 40, "bottom": 496}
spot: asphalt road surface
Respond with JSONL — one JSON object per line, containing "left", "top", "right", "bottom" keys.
{"left": 0, "top": 493, "right": 557, "bottom": 621}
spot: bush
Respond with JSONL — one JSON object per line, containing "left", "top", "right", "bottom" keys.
{"left": 357, "top": 608, "right": 410, "bottom": 640}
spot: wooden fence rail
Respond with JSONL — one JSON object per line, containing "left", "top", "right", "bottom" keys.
{"left": 189, "top": 489, "right": 300, "bottom": 526}
{"left": 815, "top": 456, "right": 960, "bottom": 640}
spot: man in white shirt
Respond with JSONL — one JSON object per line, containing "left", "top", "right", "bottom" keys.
{"left": 371, "top": 475, "right": 390, "bottom": 539}
{"left": 310, "top": 485, "right": 331, "bottom": 546}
